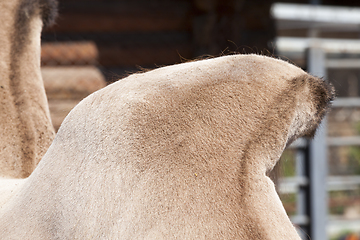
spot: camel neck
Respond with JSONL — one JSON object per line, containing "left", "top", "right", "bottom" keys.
{"left": 0, "top": 1, "right": 55, "bottom": 178}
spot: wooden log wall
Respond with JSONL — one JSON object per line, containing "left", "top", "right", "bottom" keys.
{"left": 42, "top": 0, "right": 194, "bottom": 78}
{"left": 42, "top": 0, "right": 276, "bottom": 79}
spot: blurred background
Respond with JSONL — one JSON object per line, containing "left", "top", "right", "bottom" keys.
{"left": 41, "top": 0, "right": 360, "bottom": 239}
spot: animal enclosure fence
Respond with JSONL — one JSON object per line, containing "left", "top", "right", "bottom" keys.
{"left": 273, "top": 3, "right": 360, "bottom": 240}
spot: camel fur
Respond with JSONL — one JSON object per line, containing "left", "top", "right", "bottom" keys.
{"left": 0, "top": 0, "right": 57, "bottom": 178}
{"left": 0, "top": 54, "right": 334, "bottom": 239}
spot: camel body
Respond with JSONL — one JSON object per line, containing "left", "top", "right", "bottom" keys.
{"left": 0, "top": 54, "right": 334, "bottom": 239}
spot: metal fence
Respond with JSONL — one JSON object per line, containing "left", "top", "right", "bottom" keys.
{"left": 272, "top": 3, "right": 360, "bottom": 240}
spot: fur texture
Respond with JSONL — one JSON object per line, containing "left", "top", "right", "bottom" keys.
{"left": 16, "top": 0, "right": 58, "bottom": 29}
{"left": 0, "top": 0, "right": 56, "bottom": 178}
{"left": 0, "top": 54, "right": 334, "bottom": 239}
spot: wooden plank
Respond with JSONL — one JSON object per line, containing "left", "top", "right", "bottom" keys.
{"left": 41, "top": 32, "right": 192, "bottom": 67}
{"left": 98, "top": 43, "right": 192, "bottom": 67}
{"left": 57, "top": 0, "right": 190, "bottom": 15}
{"left": 42, "top": 66, "right": 106, "bottom": 99}
{"left": 46, "top": 0, "right": 191, "bottom": 33}
{"left": 41, "top": 41, "right": 98, "bottom": 66}
{"left": 50, "top": 13, "right": 190, "bottom": 33}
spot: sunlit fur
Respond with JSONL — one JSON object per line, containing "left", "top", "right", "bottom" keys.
{"left": 0, "top": 0, "right": 57, "bottom": 178}
{"left": 0, "top": 54, "right": 334, "bottom": 239}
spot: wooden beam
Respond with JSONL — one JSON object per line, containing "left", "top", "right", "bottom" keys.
{"left": 46, "top": 0, "right": 192, "bottom": 33}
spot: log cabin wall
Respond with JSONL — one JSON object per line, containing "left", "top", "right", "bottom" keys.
{"left": 41, "top": 0, "right": 360, "bottom": 80}
{"left": 41, "top": 0, "right": 276, "bottom": 80}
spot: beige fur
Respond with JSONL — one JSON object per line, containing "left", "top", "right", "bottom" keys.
{"left": 0, "top": 54, "right": 334, "bottom": 239}
{"left": 0, "top": 0, "right": 56, "bottom": 178}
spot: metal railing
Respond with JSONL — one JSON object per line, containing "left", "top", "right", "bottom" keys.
{"left": 272, "top": 2, "right": 360, "bottom": 239}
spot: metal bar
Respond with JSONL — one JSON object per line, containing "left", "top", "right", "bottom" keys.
{"left": 279, "top": 176, "right": 309, "bottom": 187}
{"left": 288, "top": 138, "right": 308, "bottom": 149}
{"left": 279, "top": 175, "right": 360, "bottom": 193}
{"left": 276, "top": 37, "right": 360, "bottom": 54}
{"left": 326, "top": 175, "right": 360, "bottom": 191}
{"left": 278, "top": 176, "right": 309, "bottom": 194}
{"left": 271, "top": 3, "right": 360, "bottom": 25}
{"left": 328, "top": 136, "right": 360, "bottom": 146}
{"left": 307, "top": 47, "right": 328, "bottom": 240}
{"left": 331, "top": 98, "right": 360, "bottom": 107}
{"left": 326, "top": 59, "right": 360, "bottom": 69}
{"left": 328, "top": 219, "right": 360, "bottom": 237}
{"left": 290, "top": 215, "right": 310, "bottom": 226}
{"left": 295, "top": 149, "right": 310, "bottom": 239}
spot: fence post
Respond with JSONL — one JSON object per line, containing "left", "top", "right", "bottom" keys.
{"left": 307, "top": 46, "right": 328, "bottom": 240}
